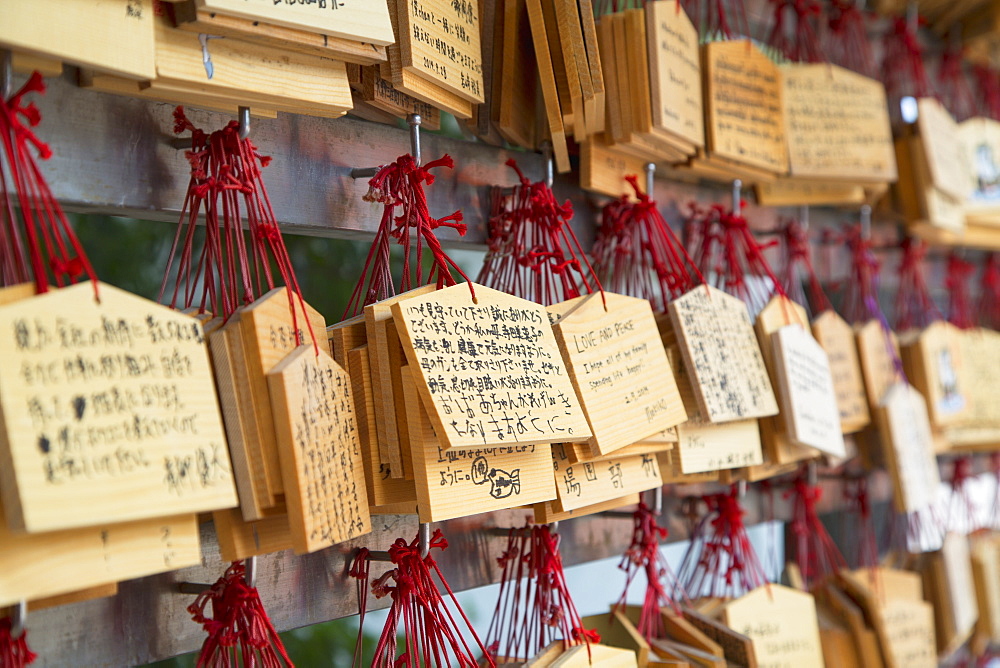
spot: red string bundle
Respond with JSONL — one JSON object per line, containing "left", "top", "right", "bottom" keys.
{"left": 681, "top": 0, "right": 750, "bottom": 41}
{"left": 0, "top": 617, "right": 36, "bottom": 668}
{"left": 187, "top": 560, "right": 292, "bottom": 668}
{"left": 881, "top": 15, "right": 931, "bottom": 111}
{"left": 840, "top": 225, "right": 882, "bottom": 325}
{"left": 613, "top": 502, "right": 685, "bottom": 643}
{"left": 345, "top": 153, "right": 473, "bottom": 318}
{"left": 893, "top": 237, "right": 942, "bottom": 331}
{"left": 786, "top": 477, "right": 846, "bottom": 589}
{"left": 936, "top": 42, "right": 978, "bottom": 122}
{"left": 352, "top": 530, "right": 492, "bottom": 667}
{"left": 676, "top": 489, "right": 769, "bottom": 599}
{"left": 945, "top": 252, "right": 975, "bottom": 329}
{"left": 824, "top": 0, "right": 876, "bottom": 78}
{"left": 765, "top": 0, "right": 824, "bottom": 63}
{"left": 978, "top": 253, "right": 1000, "bottom": 330}
{"left": 0, "top": 71, "right": 97, "bottom": 294}
{"left": 485, "top": 524, "right": 597, "bottom": 662}
{"left": 973, "top": 64, "right": 1000, "bottom": 121}
{"left": 591, "top": 176, "right": 703, "bottom": 313}
{"left": 779, "top": 218, "right": 832, "bottom": 317}
{"left": 842, "top": 476, "right": 879, "bottom": 571}
{"left": 477, "top": 159, "right": 600, "bottom": 306}
{"left": 162, "top": 107, "right": 315, "bottom": 350}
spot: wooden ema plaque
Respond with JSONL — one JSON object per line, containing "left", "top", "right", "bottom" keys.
{"left": 550, "top": 293, "right": 686, "bottom": 457}
{"left": 532, "top": 492, "right": 639, "bottom": 524}
{"left": 971, "top": 535, "right": 1000, "bottom": 648}
{"left": 393, "top": 0, "right": 484, "bottom": 103}
{"left": 401, "top": 367, "right": 555, "bottom": 522}
{"left": 241, "top": 288, "right": 328, "bottom": 498}
{"left": 153, "top": 19, "right": 353, "bottom": 119}
{"left": 703, "top": 40, "right": 789, "bottom": 175}
{"left": 551, "top": 443, "right": 661, "bottom": 513}
{"left": 213, "top": 506, "right": 294, "bottom": 561}
{"left": 875, "top": 382, "right": 941, "bottom": 514}
{"left": 0, "top": 282, "right": 237, "bottom": 533}
{"left": 772, "top": 325, "right": 847, "bottom": 457}
{"left": 720, "top": 584, "right": 824, "bottom": 668}
{"left": 817, "top": 581, "right": 884, "bottom": 668}
{"left": 915, "top": 97, "right": 971, "bottom": 203}
{"left": 840, "top": 568, "right": 937, "bottom": 668}
{"left": 582, "top": 609, "right": 652, "bottom": 666}
{"left": 645, "top": 0, "right": 703, "bottom": 150}
{"left": 497, "top": 0, "right": 539, "bottom": 149}
{"left": 267, "top": 346, "right": 371, "bottom": 553}
{"left": 855, "top": 319, "right": 901, "bottom": 414}
{"left": 900, "top": 321, "right": 969, "bottom": 429}
{"left": 668, "top": 286, "right": 779, "bottom": 424}
{"left": 676, "top": 419, "right": 762, "bottom": 474}
{"left": 811, "top": 310, "right": 870, "bottom": 434}
{"left": 347, "top": 345, "right": 417, "bottom": 508}
{"left": 580, "top": 138, "right": 648, "bottom": 199}
{"left": 0, "top": 0, "right": 155, "bottom": 80}
{"left": 958, "top": 117, "right": 1000, "bottom": 224}
{"left": 525, "top": 0, "right": 570, "bottom": 172}
{"left": 195, "top": 0, "right": 395, "bottom": 46}
{"left": 756, "top": 178, "right": 868, "bottom": 206}
{"left": 680, "top": 608, "right": 757, "bottom": 667}
{"left": 780, "top": 64, "right": 896, "bottom": 182}
{"left": 359, "top": 67, "right": 442, "bottom": 130}
{"left": 0, "top": 501, "right": 199, "bottom": 607}
{"left": 393, "top": 283, "right": 591, "bottom": 450}
{"left": 922, "top": 532, "right": 978, "bottom": 656}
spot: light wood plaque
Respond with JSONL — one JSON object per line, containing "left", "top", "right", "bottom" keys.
{"left": 645, "top": 0, "right": 703, "bottom": 149}
{"left": 195, "top": 0, "right": 395, "bottom": 46}
{"left": 875, "top": 382, "right": 941, "bottom": 514}
{"left": 811, "top": 310, "right": 870, "bottom": 434}
{"left": 721, "top": 584, "right": 824, "bottom": 668}
{"left": 551, "top": 443, "right": 661, "bottom": 512}
{"left": 0, "top": 282, "right": 237, "bottom": 533}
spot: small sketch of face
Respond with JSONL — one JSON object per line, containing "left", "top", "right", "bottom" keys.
{"left": 471, "top": 456, "right": 522, "bottom": 499}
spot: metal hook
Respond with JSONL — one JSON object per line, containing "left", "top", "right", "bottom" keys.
{"left": 245, "top": 555, "right": 257, "bottom": 589}
{"left": 737, "top": 479, "right": 748, "bottom": 498}
{"left": 800, "top": 205, "right": 809, "bottom": 231}
{"left": 367, "top": 522, "right": 432, "bottom": 561}
{"left": 645, "top": 163, "right": 655, "bottom": 198}
{"left": 9, "top": 600, "right": 26, "bottom": 638}
{"left": 860, "top": 204, "right": 872, "bottom": 240}
{"left": 652, "top": 485, "right": 663, "bottom": 516}
{"left": 171, "top": 106, "right": 251, "bottom": 150}
{"left": 542, "top": 142, "right": 554, "bottom": 188}
{"left": 807, "top": 460, "right": 818, "bottom": 487}
{"left": 732, "top": 179, "right": 743, "bottom": 216}
{"left": 1, "top": 50, "right": 11, "bottom": 102}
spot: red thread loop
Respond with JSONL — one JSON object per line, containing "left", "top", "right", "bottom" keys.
{"left": 613, "top": 501, "right": 685, "bottom": 643}
{"left": 0, "top": 70, "right": 98, "bottom": 296}
{"left": 973, "top": 64, "right": 1000, "bottom": 121}
{"left": 881, "top": 14, "right": 930, "bottom": 116}
{"left": 945, "top": 252, "right": 975, "bottom": 329}
{"left": 346, "top": 153, "right": 474, "bottom": 318}
{"left": 936, "top": 42, "right": 978, "bottom": 122}
{"left": 591, "top": 176, "right": 703, "bottom": 314}
{"left": 780, "top": 218, "right": 832, "bottom": 315}
{"left": 825, "top": 0, "right": 875, "bottom": 77}
{"left": 765, "top": 0, "right": 824, "bottom": 64}
{"left": 977, "top": 253, "right": 1000, "bottom": 330}
{"left": 485, "top": 523, "right": 596, "bottom": 661}
{"left": 477, "top": 160, "right": 602, "bottom": 306}
{"left": 0, "top": 616, "right": 37, "bottom": 668}
{"left": 894, "top": 237, "right": 942, "bottom": 331}
{"left": 187, "top": 560, "right": 293, "bottom": 668}
{"left": 785, "top": 475, "right": 846, "bottom": 589}
{"left": 842, "top": 476, "right": 878, "bottom": 571}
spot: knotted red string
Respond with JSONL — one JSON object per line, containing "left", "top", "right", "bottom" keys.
{"left": 485, "top": 523, "right": 596, "bottom": 662}
{"left": 973, "top": 64, "right": 1000, "bottom": 121}
{"left": 936, "top": 42, "right": 978, "bottom": 122}
{"left": 161, "top": 108, "right": 317, "bottom": 353}
{"left": 676, "top": 488, "right": 769, "bottom": 600}
{"left": 765, "top": 0, "right": 824, "bottom": 63}
{"left": 842, "top": 476, "right": 878, "bottom": 571}
{"left": 786, "top": 476, "right": 846, "bottom": 589}
{"left": 613, "top": 501, "right": 686, "bottom": 643}
{"left": 187, "top": 560, "right": 292, "bottom": 668}
{"left": 893, "top": 237, "right": 942, "bottom": 331}
{"left": 945, "top": 252, "right": 975, "bottom": 329}
{"left": 345, "top": 154, "right": 474, "bottom": 318}
{"left": 881, "top": 15, "right": 931, "bottom": 111}
{"left": 978, "top": 253, "right": 1000, "bottom": 330}
{"left": 0, "top": 617, "right": 36, "bottom": 668}
{"left": 825, "top": 0, "right": 876, "bottom": 78}
{"left": 681, "top": 0, "right": 749, "bottom": 40}
{"left": 841, "top": 225, "right": 881, "bottom": 326}
{"left": 592, "top": 176, "right": 703, "bottom": 313}
{"left": 0, "top": 71, "right": 98, "bottom": 296}
{"left": 353, "top": 530, "right": 492, "bottom": 667}
{"left": 779, "top": 218, "right": 832, "bottom": 316}
{"left": 477, "top": 159, "right": 601, "bottom": 306}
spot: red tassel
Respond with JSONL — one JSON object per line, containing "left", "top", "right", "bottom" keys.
{"left": 935, "top": 42, "right": 978, "bottom": 122}
{"left": 945, "top": 252, "right": 975, "bottom": 329}
{"left": 613, "top": 502, "right": 686, "bottom": 642}
{"left": 825, "top": 0, "right": 876, "bottom": 78}
{"left": 486, "top": 523, "right": 597, "bottom": 661}
{"left": 977, "top": 254, "right": 1000, "bottom": 330}
{"left": 187, "top": 561, "right": 293, "bottom": 668}
{"left": 0, "top": 617, "right": 37, "bottom": 668}
{"left": 477, "top": 159, "right": 601, "bottom": 306}
{"left": 881, "top": 15, "right": 931, "bottom": 113}
{"left": 785, "top": 475, "right": 846, "bottom": 589}
{"left": 592, "top": 176, "right": 703, "bottom": 313}
{"left": 345, "top": 154, "right": 474, "bottom": 318}
{"left": 893, "top": 237, "right": 941, "bottom": 331}
{"left": 765, "top": 0, "right": 824, "bottom": 64}
{"left": 840, "top": 225, "right": 881, "bottom": 326}
{"left": 779, "top": 218, "right": 832, "bottom": 316}
{"left": 842, "top": 476, "right": 878, "bottom": 571}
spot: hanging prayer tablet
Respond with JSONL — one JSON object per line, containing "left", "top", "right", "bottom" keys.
{"left": 855, "top": 319, "right": 901, "bottom": 413}
{"left": 393, "top": 283, "right": 591, "bottom": 450}
{"left": 772, "top": 325, "right": 846, "bottom": 457}
{"left": 876, "top": 382, "right": 941, "bottom": 514}
{"left": 668, "top": 286, "right": 779, "bottom": 424}
{"left": 194, "top": 0, "right": 395, "bottom": 45}
{"left": 645, "top": 1, "right": 703, "bottom": 151}
{"left": 901, "top": 321, "right": 969, "bottom": 428}
{"left": 213, "top": 507, "right": 294, "bottom": 561}
{"left": 550, "top": 444, "right": 661, "bottom": 513}
{"left": 550, "top": 293, "right": 686, "bottom": 457}
{"left": 915, "top": 98, "right": 971, "bottom": 203}
{"left": 266, "top": 347, "right": 371, "bottom": 553}
{"left": 720, "top": 585, "right": 825, "bottom": 668}
{"left": 0, "top": 282, "right": 237, "bottom": 533}
{"left": 675, "top": 419, "right": 762, "bottom": 474}
{"left": 811, "top": 310, "right": 870, "bottom": 434}
{"left": 401, "top": 367, "right": 556, "bottom": 522}
{"left": 921, "top": 532, "right": 978, "bottom": 656}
